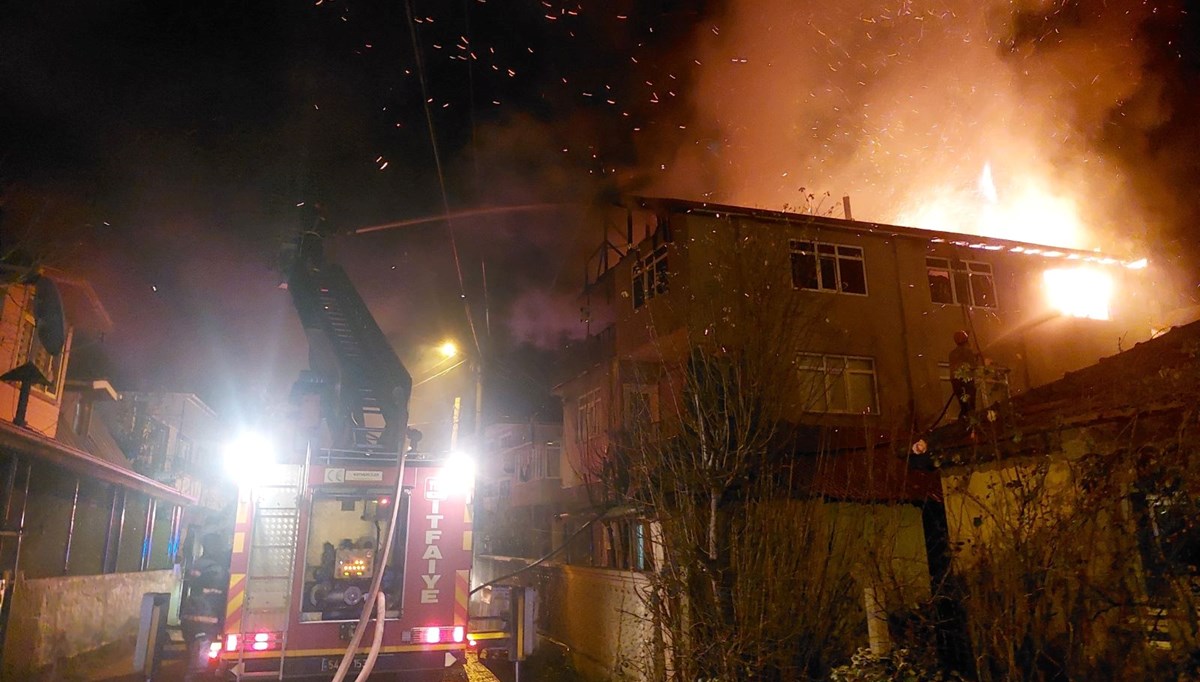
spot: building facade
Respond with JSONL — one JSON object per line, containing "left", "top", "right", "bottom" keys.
{"left": 0, "top": 270, "right": 195, "bottom": 679}
{"left": 543, "top": 196, "right": 1170, "bottom": 678}
{"left": 477, "top": 419, "right": 563, "bottom": 558}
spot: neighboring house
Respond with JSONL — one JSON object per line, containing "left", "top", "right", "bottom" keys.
{"left": 101, "top": 391, "right": 226, "bottom": 510}
{"left": 542, "top": 196, "right": 1173, "bottom": 678}
{"left": 922, "top": 319, "right": 1200, "bottom": 678}
{"left": 0, "top": 269, "right": 195, "bottom": 679}
{"left": 477, "top": 420, "right": 563, "bottom": 558}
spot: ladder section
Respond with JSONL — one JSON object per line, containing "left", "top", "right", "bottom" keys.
{"left": 242, "top": 466, "right": 302, "bottom": 638}
{"left": 289, "top": 263, "right": 412, "bottom": 458}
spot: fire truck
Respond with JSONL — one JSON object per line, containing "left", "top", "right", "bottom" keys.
{"left": 202, "top": 223, "right": 474, "bottom": 680}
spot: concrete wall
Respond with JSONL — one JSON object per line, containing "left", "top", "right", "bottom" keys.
{"left": 472, "top": 556, "right": 658, "bottom": 682}
{"left": 2, "top": 569, "right": 180, "bottom": 679}
{"left": 531, "top": 501, "right": 928, "bottom": 681}
{"left": 541, "top": 564, "right": 657, "bottom": 682}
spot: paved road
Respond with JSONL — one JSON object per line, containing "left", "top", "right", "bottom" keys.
{"left": 84, "top": 651, "right": 499, "bottom": 682}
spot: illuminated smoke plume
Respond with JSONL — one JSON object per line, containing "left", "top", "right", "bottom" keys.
{"left": 653, "top": 0, "right": 1172, "bottom": 253}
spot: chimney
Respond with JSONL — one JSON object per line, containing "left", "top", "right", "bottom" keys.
{"left": 842, "top": 195, "right": 854, "bottom": 221}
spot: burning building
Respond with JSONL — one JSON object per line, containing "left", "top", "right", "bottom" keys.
{"left": 534, "top": 195, "right": 1182, "bottom": 679}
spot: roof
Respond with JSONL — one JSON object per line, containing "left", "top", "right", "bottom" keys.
{"left": 0, "top": 419, "right": 195, "bottom": 506}
{"left": 40, "top": 267, "right": 114, "bottom": 333}
{"left": 633, "top": 196, "right": 1145, "bottom": 269}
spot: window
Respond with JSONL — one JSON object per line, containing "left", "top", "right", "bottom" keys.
{"left": 148, "top": 501, "right": 177, "bottom": 570}
{"left": 13, "top": 289, "right": 67, "bottom": 401}
{"left": 926, "top": 257, "right": 997, "bottom": 308}
{"left": 577, "top": 389, "right": 602, "bottom": 442}
{"left": 519, "top": 442, "right": 560, "bottom": 482}
{"left": 798, "top": 353, "right": 879, "bottom": 414}
{"left": 791, "top": 240, "right": 867, "bottom": 295}
{"left": 544, "top": 440, "right": 561, "bottom": 479}
{"left": 622, "top": 384, "right": 659, "bottom": 430}
{"left": 593, "top": 517, "right": 656, "bottom": 571}
{"left": 632, "top": 244, "right": 669, "bottom": 308}
{"left": 1132, "top": 483, "right": 1200, "bottom": 599}
{"left": 69, "top": 477, "right": 112, "bottom": 575}
{"left": 117, "top": 492, "right": 150, "bottom": 573}
{"left": 21, "top": 461, "right": 77, "bottom": 578}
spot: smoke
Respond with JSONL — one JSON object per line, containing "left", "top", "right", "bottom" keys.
{"left": 506, "top": 289, "right": 588, "bottom": 348}
{"left": 648, "top": 0, "right": 1178, "bottom": 253}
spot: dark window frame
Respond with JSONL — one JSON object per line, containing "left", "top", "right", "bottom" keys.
{"left": 926, "top": 257, "right": 998, "bottom": 309}
{"left": 797, "top": 352, "right": 880, "bottom": 414}
{"left": 632, "top": 244, "right": 669, "bottom": 309}
{"left": 790, "top": 240, "right": 868, "bottom": 295}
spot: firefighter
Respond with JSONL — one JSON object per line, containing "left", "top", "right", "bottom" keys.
{"left": 181, "top": 532, "right": 231, "bottom": 679}
{"left": 949, "top": 330, "right": 979, "bottom": 422}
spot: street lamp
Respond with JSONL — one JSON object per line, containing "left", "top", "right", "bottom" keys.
{"left": 412, "top": 339, "right": 483, "bottom": 454}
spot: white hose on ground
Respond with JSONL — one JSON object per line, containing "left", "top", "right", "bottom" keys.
{"left": 353, "top": 591, "right": 387, "bottom": 682}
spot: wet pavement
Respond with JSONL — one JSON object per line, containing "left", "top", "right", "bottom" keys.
{"left": 82, "top": 651, "right": 499, "bottom": 682}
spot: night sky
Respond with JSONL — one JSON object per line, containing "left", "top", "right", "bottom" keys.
{"left": 2, "top": 0, "right": 1198, "bottom": 421}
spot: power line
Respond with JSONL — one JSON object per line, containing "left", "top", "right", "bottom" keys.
{"left": 404, "top": 0, "right": 482, "bottom": 359}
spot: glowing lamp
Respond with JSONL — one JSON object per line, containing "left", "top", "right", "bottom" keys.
{"left": 442, "top": 450, "right": 476, "bottom": 498}
{"left": 1043, "top": 267, "right": 1113, "bottom": 321}
{"left": 438, "top": 340, "right": 459, "bottom": 359}
{"left": 252, "top": 632, "right": 270, "bottom": 651}
{"left": 223, "top": 431, "right": 277, "bottom": 486}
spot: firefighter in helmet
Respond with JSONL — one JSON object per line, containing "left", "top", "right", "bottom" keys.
{"left": 181, "top": 532, "right": 231, "bottom": 678}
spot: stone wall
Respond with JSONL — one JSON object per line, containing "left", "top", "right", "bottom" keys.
{"left": 2, "top": 569, "right": 180, "bottom": 679}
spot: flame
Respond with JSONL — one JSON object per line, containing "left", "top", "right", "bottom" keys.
{"left": 897, "top": 164, "right": 1088, "bottom": 249}
{"left": 1043, "top": 267, "right": 1114, "bottom": 321}
{"left": 978, "top": 162, "right": 998, "bottom": 204}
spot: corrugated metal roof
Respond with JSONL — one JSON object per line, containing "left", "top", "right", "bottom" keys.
{"left": 0, "top": 419, "right": 195, "bottom": 505}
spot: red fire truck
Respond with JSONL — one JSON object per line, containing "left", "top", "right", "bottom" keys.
{"left": 208, "top": 453, "right": 474, "bottom": 680}
{"left": 201, "top": 220, "right": 475, "bottom": 680}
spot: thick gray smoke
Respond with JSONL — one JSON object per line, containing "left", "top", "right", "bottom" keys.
{"left": 651, "top": 0, "right": 1172, "bottom": 254}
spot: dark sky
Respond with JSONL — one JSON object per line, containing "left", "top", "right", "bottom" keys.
{"left": 2, "top": 0, "right": 1198, "bottom": 420}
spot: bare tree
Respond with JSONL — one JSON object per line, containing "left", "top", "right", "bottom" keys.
{"left": 583, "top": 227, "right": 930, "bottom": 680}
{"left": 933, "top": 395, "right": 1200, "bottom": 680}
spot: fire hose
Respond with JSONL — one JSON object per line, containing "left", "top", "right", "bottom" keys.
{"left": 352, "top": 592, "right": 386, "bottom": 682}
{"left": 330, "top": 432, "right": 410, "bottom": 682}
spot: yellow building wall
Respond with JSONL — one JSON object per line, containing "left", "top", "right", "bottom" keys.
{"left": 0, "top": 283, "right": 67, "bottom": 436}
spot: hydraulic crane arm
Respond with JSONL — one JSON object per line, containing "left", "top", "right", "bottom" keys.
{"left": 284, "top": 223, "right": 412, "bottom": 455}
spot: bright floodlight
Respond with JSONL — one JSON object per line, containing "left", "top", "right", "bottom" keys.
{"left": 1043, "top": 267, "right": 1114, "bottom": 321}
{"left": 443, "top": 450, "right": 476, "bottom": 498}
{"left": 223, "top": 430, "right": 277, "bottom": 485}
{"left": 438, "top": 340, "right": 459, "bottom": 359}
